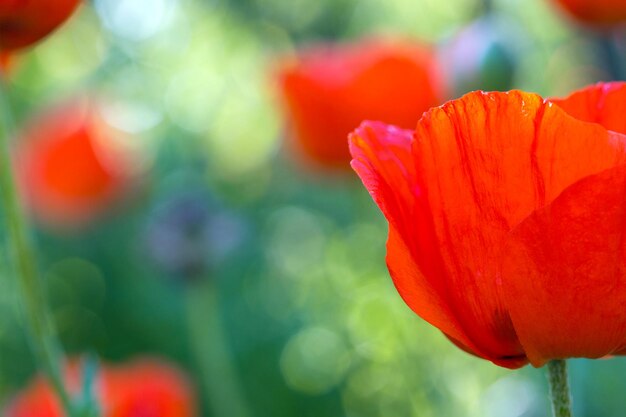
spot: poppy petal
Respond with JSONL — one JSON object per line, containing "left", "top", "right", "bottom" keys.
{"left": 350, "top": 122, "right": 482, "bottom": 358}
{"left": 408, "top": 90, "right": 626, "bottom": 362}
{"left": 444, "top": 334, "right": 528, "bottom": 369}
{"left": 502, "top": 163, "right": 626, "bottom": 366}
{"left": 349, "top": 121, "right": 416, "bottom": 232}
{"left": 551, "top": 81, "right": 626, "bottom": 135}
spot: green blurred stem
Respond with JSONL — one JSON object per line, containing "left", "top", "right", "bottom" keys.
{"left": 481, "top": 0, "right": 492, "bottom": 13}
{"left": 472, "top": 0, "right": 491, "bottom": 17}
{"left": 0, "top": 80, "right": 75, "bottom": 416}
{"left": 547, "top": 360, "right": 573, "bottom": 417}
{"left": 185, "top": 280, "right": 253, "bottom": 417}
{"left": 597, "top": 31, "right": 625, "bottom": 81}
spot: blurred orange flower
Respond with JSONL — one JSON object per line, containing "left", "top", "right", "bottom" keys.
{"left": 278, "top": 39, "right": 445, "bottom": 170}
{"left": 15, "top": 99, "right": 134, "bottom": 229}
{"left": 0, "top": 52, "right": 12, "bottom": 74}
{"left": 0, "top": 0, "right": 80, "bottom": 52}
{"left": 552, "top": 0, "right": 626, "bottom": 25}
{"left": 6, "top": 358, "right": 196, "bottom": 417}
{"left": 350, "top": 82, "right": 626, "bottom": 368}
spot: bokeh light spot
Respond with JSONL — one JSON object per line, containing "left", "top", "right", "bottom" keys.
{"left": 280, "top": 326, "right": 352, "bottom": 395}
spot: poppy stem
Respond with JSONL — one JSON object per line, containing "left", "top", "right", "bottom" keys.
{"left": 0, "top": 80, "right": 76, "bottom": 416}
{"left": 596, "top": 31, "right": 626, "bottom": 81}
{"left": 547, "top": 360, "right": 573, "bottom": 417}
{"left": 481, "top": 0, "right": 492, "bottom": 13}
{"left": 185, "top": 280, "right": 253, "bottom": 417}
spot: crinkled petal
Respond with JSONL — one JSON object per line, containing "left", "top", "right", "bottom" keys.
{"left": 349, "top": 121, "right": 417, "bottom": 231}
{"left": 502, "top": 164, "right": 626, "bottom": 366}
{"left": 350, "top": 123, "right": 477, "bottom": 351}
{"left": 350, "top": 120, "right": 527, "bottom": 368}
{"left": 409, "top": 90, "right": 626, "bottom": 363}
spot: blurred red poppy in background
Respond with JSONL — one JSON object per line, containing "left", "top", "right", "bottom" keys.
{"left": 0, "top": 0, "right": 80, "bottom": 52}
{"left": 551, "top": 0, "right": 626, "bottom": 26}
{"left": 0, "top": 52, "right": 12, "bottom": 74}
{"left": 15, "top": 99, "right": 134, "bottom": 229}
{"left": 349, "top": 82, "right": 626, "bottom": 369}
{"left": 6, "top": 358, "right": 196, "bottom": 417}
{"left": 278, "top": 39, "right": 445, "bottom": 170}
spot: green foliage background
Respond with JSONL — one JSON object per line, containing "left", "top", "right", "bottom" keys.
{"left": 0, "top": 0, "right": 624, "bottom": 416}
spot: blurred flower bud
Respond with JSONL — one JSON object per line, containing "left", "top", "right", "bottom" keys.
{"left": 5, "top": 357, "right": 196, "bottom": 417}
{"left": 277, "top": 39, "right": 446, "bottom": 171}
{"left": 14, "top": 97, "right": 138, "bottom": 230}
{"left": 551, "top": 0, "right": 626, "bottom": 27}
{"left": 0, "top": 0, "right": 80, "bottom": 52}
{"left": 145, "top": 192, "right": 246, "bottom": 281}
{"left": 0, "top": 52, "right": 12, "bottom": 76}
{"left": 439, "top": 15, "right": 523, "bottom": 96}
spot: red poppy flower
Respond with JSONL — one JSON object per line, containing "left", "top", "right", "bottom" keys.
{"left": 15, "top": 99, "right": 134, "bottom": 229}
{"left": 349, "top": 82, "right": 626, "bottom": 368}
{"left": 278, "top": 39, "right": 445, "bottom": 170}
{"left": 551, "top": 0, "right": 626, "bottom": 26}
{"left": 0, "top": 0, "right": 80, "bottom": 52}
{"left": 5, "top": 358, "right": 196, "bottom": 417}
{"left": 0, "top": 52, "right": 12, "bottom": 74}
{"left": 101, "top": 359, "right": 197, "bottom": 417}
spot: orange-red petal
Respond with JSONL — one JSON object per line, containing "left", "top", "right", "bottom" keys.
{"left": 350, "top": 120, "right": 527, "bottom": 368}
{"left": 550, "top": 81, "right": 626, "bottom": 134}
{"left": 350, "top": 123, "right": 472, "bottom": 347}
{"left": 502, "top": 164, "right": 626, "bottom": 366}
{"left": 413, "top": 91, "right": 626, "bottom": 363}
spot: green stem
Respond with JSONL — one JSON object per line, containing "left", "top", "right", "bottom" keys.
{"left": 596, "top": 31, "right": 626, "bottom": 81}
{"left": 481, "top": 0, "right": 492, "bottom": 13}
{"left": 547, "top": 360, "right": 573, "bottom": 417}
{"left": 0, "top": 80, "right": 75, "bottom": 416}
{"left": 185, "top": 280, "right": 253, "bottom": 417}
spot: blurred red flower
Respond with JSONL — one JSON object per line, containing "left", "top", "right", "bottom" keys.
{"left": 15, "top": 99, "right": 134, "bottom": 229}
{"left": 0, "top": 0, "right": 80, "bottom": 52}
{"left": 6, "top": 358, "right": 196, "bottom": 417}
{"left": 278, "top": 39, "right": 445, "bottom": 170}
{"left": 0, "top": 52, "right": 12, "bottom": 74}
{"left": 551, "top": 0, "right": 626, "bottom": 25}
{"left": 349, "top": 82, "right": 626, "bottom": 369}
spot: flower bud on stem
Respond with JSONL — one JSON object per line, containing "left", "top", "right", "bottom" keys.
{"left": 547, "top": 360, "right": 573, "bottom": 417}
